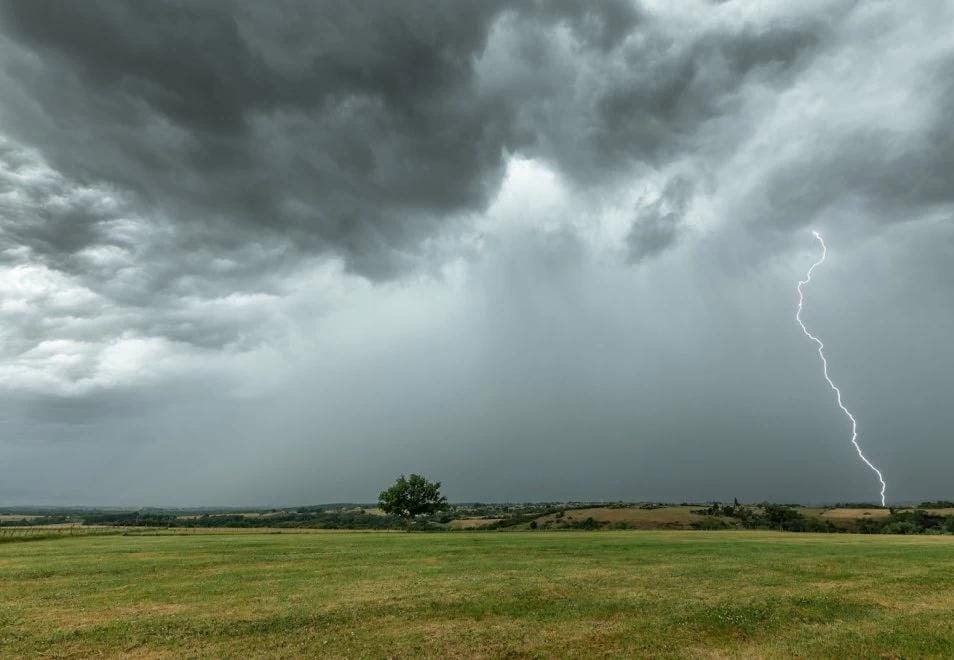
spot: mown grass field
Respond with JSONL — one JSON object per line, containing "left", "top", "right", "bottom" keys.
{"left": 2, "top": 531, "right": 954, "bottom": 658}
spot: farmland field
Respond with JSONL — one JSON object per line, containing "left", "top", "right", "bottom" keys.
{"left": 3, "top": 531, "right": 954, "bottom": 657}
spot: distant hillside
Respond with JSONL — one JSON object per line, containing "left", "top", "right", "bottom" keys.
{"left": 4, "top": 502, "right": 954, "bottom": 535}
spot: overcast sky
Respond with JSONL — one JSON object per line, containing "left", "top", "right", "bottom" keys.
{"left": 0, "top": 0, "right": 952, "bottom": 507}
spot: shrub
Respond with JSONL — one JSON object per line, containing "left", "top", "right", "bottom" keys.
{"left": 882, "top": 521, "right": 920, "bottom": 535}
{"left": 691, "top": 517, "right": 729, "bottom": 530}
{"left": 565, "top": 517, "right": 604, "bottom": 530}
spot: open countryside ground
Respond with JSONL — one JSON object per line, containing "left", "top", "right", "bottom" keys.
{"left": 532, "top": 506, "right": 708, "bottom": 529}
{"left": 449, "top": 505, "right": 918, "bottom": 531}
{"left": 3, "top": 531, "right": 954, "bottom": 658}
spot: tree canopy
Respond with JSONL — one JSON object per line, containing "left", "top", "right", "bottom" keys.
{"left": 378, "top": 474, "right": 448, "bottom": 528}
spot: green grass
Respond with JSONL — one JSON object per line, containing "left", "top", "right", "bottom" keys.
{"left": 2, "top": 531, "right": 954, "bottom": 657}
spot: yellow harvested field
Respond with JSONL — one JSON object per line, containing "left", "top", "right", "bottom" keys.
{"left": 798, "top": 508, "right": 827, "bottom": 517}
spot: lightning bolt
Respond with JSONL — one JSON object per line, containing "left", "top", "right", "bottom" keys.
{"left": 796, "top": 230, "right": 887, "bottom": 507}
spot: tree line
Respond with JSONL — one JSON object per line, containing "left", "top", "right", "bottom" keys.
{"left": 693, "top": 501, "right": 954, "bottom": 534}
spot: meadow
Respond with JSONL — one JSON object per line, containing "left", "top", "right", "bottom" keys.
{"left": 2, "top": 531, "right": 954, "bottom": 657}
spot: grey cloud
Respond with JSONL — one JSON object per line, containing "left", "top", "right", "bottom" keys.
{"left": 513, "top": 0, "right": 642, "bottom": 52}
{"left": 0, "top": 141, "right": 115, "bottom": 266}
{"left": 0, "top": 142, "right": 294, "bottom": 355}
{"left": 762, "top": 119, "right": 954, "bottom": 235}
{"left": 627, "top": 177, "right": 693, "bottom": 263}
{"left": 711, "top": 6, "right": 954, "bottom": 246}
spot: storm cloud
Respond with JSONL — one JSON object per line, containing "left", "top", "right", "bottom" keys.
{"left": 0, "top": 1, "right": 952, "bottom": 506}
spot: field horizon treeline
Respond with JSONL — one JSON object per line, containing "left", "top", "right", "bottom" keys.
{"left": 6, "top": 499, "right": 954, "bottom": 536}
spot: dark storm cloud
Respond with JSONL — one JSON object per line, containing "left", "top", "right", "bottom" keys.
{"left": 587, "top": 16, "right": 828, "bottom": 177}
{"left": 473, "top": 3, "right": 836, "bottom": 194}
{"left": 0, "top": 0, "right": 516, "bottom": 276}
{"left": 0, "top": 0, "right": 840, "bottom": 278}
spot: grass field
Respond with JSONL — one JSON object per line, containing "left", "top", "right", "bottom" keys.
{"left": 3, "top": 531, "right": 954, "bottom": 658}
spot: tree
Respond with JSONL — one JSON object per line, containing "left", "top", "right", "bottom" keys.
{"left": 378, "top": 474, "right": 448, "bottom": 530}
{"left": 761, "top": 503, "right": 803, "bottom": 530}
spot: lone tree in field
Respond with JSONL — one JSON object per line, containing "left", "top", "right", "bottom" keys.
{"left": 378, "top": 474, "right": 448, "bottom": 530}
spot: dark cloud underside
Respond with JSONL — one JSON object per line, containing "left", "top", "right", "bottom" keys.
{"left": 0, "top": 0, "right": 847, "bottom": 277}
